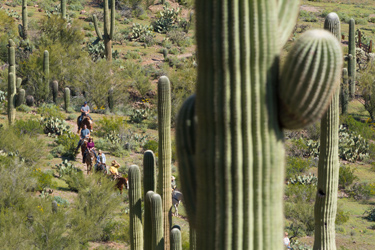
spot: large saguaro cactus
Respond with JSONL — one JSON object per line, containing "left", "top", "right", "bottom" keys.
{"left": 61, "top": 0, "right": 66, "bottom": 19}
{"left": 341, "top": 68, "right": 349, "bottom": 115}
{"left": 64, "top": 88, "right": 70, "bottom": 112}
{"left": 348, "top": 18, "right": 356, "bottom": 98}
{"left": 313, "top": 13, "right": 341, "bottom": 250}
{"left": 176, "top": 1, "right": 343, "bottom": 249}
{"left": 8, "top": 40, "right": 16, "bottom": 125}
{"left": 151, "top": 193, "right": 164, "bottom": 250}
{"left": 144, "top": 151, "right": 156, "bottom": 250}
{"left": 93, "top": 0, "right": 115, "bottom": 61}
{"left": 129, "top": 165, "right": 143, "bottom": 250}
{"left": 157, "top": 76, "right": 172, "bottom": 249}
{"left": 170, "top": 228, "right": 182, "bottom": 250}
{"left": 52, "top": 80, "right": 58, "bottom": 104}
{"left": 43, "top": 50, "right": 50, "bottom": 100}
{"left": 145, "top": 191, "right": 155, "bottom": 250}
{"left": 19, "top": 0, "right": 28, "bottom": 40}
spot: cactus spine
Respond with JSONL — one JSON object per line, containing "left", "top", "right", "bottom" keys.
{"left": 151, "top": 193, "right": 164, "bottom": 250}
{"left": 157, "top": 76, "right": 172, "bottom": 249}
{"left": 19, "top": 0, "right": 28, "bottom": 40}
{"left": 348, "top": 18, "right": 356, "bottom": 98}
{"left": 52, "top": 80, "right": 58, "bottom": 104}
{"left": 129, "top": 165, "right": 143, "bottom": 250}
{"left": 341, "top": 68, "right": 349, "bottom": 115}
{"left": 43, "top": 50, "right": 49, "bottom": 100}
{"left": 170, "top": 228, "right": 182, "bottom": 250}
{"left": 313, "top": 13, "right": 341, "bottom": 250}
{"left": 93, "top": 0, "right": 115, "bottom": 61}
{"left": 176, "top": 1, "right": 342, "bottom": 249}
{"left": 61, "top": 0, "right": 66, "bottom": 19}
{"left": 64, "top": 88, "right": 70, "bottom": 112}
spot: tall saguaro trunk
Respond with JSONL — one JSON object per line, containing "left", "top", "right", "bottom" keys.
{"left": 348, "top": 18, "right": 356, "bottom": 98}
{"left": 20, "top": 0, "right": 28, "bottom": 40}
{"left": 176, "top": 1, "right": 343, "bottom": 250}
{"left": 313, "top": 13, "right": 341, "bottom": 250}
{"left": 93, "top": 0, "right": 115, "bottom": 61}
{"left": 8, "top": 40, "right": 16, "bottom": 125}
{"left": 157, "top": 76, "right": 172, "bottom": 250}
{"left": 129, "top": 165, "right": 143, "bottom": 250}
{"left": 61, "top": 0, "right": 66, "bottom": 19}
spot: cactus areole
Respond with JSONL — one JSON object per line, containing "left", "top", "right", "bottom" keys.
{"left": 176, "top": 1, "right": 343, "bottom": 249}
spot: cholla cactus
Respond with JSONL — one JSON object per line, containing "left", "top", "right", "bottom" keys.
{"left": 176, "top": 1, "right": 343, "bottom": 249}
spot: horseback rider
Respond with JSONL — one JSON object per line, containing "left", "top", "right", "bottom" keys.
{"left": 75, "top": 124, "right": 90, "bottom": 152}
{"left": 96, "top": 150, "right": 106, "bottom": 172}
{"left": 83, "top": 137, "right": 97, "bottom": 163}
{"left": 78, "top": 101, "right": 93, "bottom": 127}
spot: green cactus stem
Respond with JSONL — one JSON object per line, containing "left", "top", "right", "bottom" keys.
{"left": 189, "top": 226, "right": 196, "bottom": 250}
{"left": 18, "top": 0, "right": 28, "bottom": 40}
{"left": 151, "top": 193, "right": 164, "bottom": 250}
{"left": 144, "top": 150, "right": 156, "bottom": 194}
{"left": 176, "top": 1, "right": 343, "bottom": 249}
{"left": 163, "top": 48, "right": 168, "bottom": 60}
{"left": 61, "top": 0, "right": 66, "bottom": 19}
{"left": 16, "top": 77, "right": 22, "bottom": 89}
{"left": 145, "top": 191, "right": 155, "bottom": 250}
{"left": 8, "top": 72, "right": 16, "bottom": 125}
{"left": 52, "top": 80, "right": 58, "bottom": 104}
{"left": 129, "top": 165, "right": 143, "bottom": 250}
{"left": 313, "top": 13, "right": 341, "bottom": 250}
{"left": 348, "top": 18, "right": 356, "bottom": 98}
{"left": 170, "top": 228, "right": 182, "bottom": 250}
{"left": 64, "top": 88, "right": 70, "bottom": 112}
{"left": 157, "top": 76, "right": 172, "bottom": 249}
{"left": 341, "top": 68, "right": 349, "bottom": 115}
{"left": 52, "top": 200, "right": 58, "bottom": 213}
{"left": 93, "top": 0, "right": 115, "bottom": 61}
{"left": 108, "top": 87, "right": 114, "bottom": 112}
{"left": 44, "top": 50, "right": 49, "bottom": 100}
{"left": 16, "top": 89, "right": 25, "bottom": 107}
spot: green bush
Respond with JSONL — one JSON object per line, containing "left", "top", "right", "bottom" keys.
{"left": 53, "top": 196, "right": 70, "bottom": 207}
{"left": 346, "top": 183, "right": 375, "bottom": 200}
{"left": 96, "top": 116, "right": 126, "bottom": 137}
{"left": 55, "top": 133, "right": 79, "bottom": 159}
{"left": 13, "top": 119, "right": 43, "bottom": 136}
{"left": 339, "top": 165, "right": 358, "bottom": 188}
{"left": 286, "top": 138, "right": 310, "bottom": 157}
{"left": 364, "top": 207, "right": 375, "bottom": 222}
{"left": 32, "top": 168, "right": 57, "bottom": 191}
{"left": 286, "top": 157, "right": 315, "bottom": 180}
{"left": 37, "top": 104, "right": 65, "bottom": 120}
{"left": 336, "top": 207, "right": 350, "bottom": 225}
{"left": 16, "top": 104, "right": 31, "bottom": 112}
{"left": 143, "top": 139, "right": 158, "bottom": 152}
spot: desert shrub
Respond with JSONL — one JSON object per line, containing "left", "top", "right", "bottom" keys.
{"left": 37, "top": 103, "right": 65, "bottom": 120}
{"left": 284, "top": 184, "right": 316, "bottom": 236}
{"left": 53, "top": 196, "right": 70, "bottom": 207}
{"left": 68, "top": 3, "right": 84, "bottom": 11}
{"left": 32, "top": 168, "right": 57, "bottom": 191}
{"left": 16, "top": 104, "right": 31, "bottom": 112}
{"left": 342, "top": 115, "right": 374, "bottom": 140}
{"left": 336, "top": 208, "right": 350, "bottom": 225}
{"left": 55, "top": 133, "right": 79, "bottom": 159}
{"left": 364, "top": 207, "right": 375, "bottom": 222}
{"left": 87, "top": 41, "right": 119, "bottom": 61}
{"left": 339, "top": 165, "right": 359, "bottom": 188}
{"left": 286, "top": 138, "right": 310, "bottom": 157}
{"left": 143, "top": 139, "right": 158, "bottom": 152}
{"left": 299, "top": 10, "right": 318, "bottom": 22}
{"left": 167, "top": 30, "right": 187, "bottom": 46}
{"left": 13, "top": 119, "right": 43, "bottom": 136}
{"left": 111, "top": 143, "right": 129, "bottom": 157}
{"left": 346, "top": 182, "right": 375, "bottom": 200}
{"left": 286, "top": 157, "right": 316, "bottom": 180}
{"left": 124, "top": 50, "right": 141, "bottom": 59}
{"left": 290, "top": 240, "right": 312, "bottom": 250}
{"left": 96, "top": 116, "right": 127, "bottom": 137}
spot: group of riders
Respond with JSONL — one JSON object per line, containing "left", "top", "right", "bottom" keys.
{"left": 75, "top": 101, "right": 121, "bottom": 177}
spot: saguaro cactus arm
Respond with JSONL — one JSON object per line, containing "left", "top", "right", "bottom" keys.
{"left": 110, "top": 0, "right": 115, "bottom": 39}
{"left": 93, "top": 15, "right": 103, "bottom": 40}
{"left": 144, "top": 191, "right": 155, "bottom": 250}
{"left": 129, "top": 165, "right": 143, "bottom": 250}
{"left": 278, "top": 0, "right": 300, "bottom": 47}
{"left": 151, "top": 193, "right": 164, "bottom": 250}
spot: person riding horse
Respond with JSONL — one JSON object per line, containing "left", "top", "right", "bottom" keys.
{"left": 78, "top": 101, "right": 93, "bottom": 127}
{"left": 95, "top": 150, "right": 107, "bottom": 173}
{"left": 83, "top": 137, "right": 97, "bottom": 164}
{"left": 75, "top": 124, "right": 90, "bottom": 152}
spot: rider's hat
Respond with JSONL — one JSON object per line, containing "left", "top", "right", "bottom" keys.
{"left": 84, "top": 101, "right": 87, "bottom": 104}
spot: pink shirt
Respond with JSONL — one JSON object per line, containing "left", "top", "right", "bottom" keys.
{"left": 87, "top": 142, "right": 95, "bottom": 150}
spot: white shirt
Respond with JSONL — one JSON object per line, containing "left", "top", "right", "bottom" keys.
{"left": 283, "top": 237, "right": 290, "bottom": 246}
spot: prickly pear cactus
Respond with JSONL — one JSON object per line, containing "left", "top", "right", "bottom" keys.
{"left": 157, "top": 76, "right": 172, "bottom": 249}
{"left": 129, "top": 165, "right": 143, "bottom": 250}
{"left": 176, "top": 1, "right": 343, "bottom": 249}
{"left": 314, "top": 12, "right": 341, "bottom": 250}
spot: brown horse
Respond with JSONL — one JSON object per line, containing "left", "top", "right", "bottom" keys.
{"left": 77, "top": 115, "right": 93, "bottom": 134}
{"left": 116, "top": 177, "right": 129, "bottom": 194}
{"left": 81, "top": 140, "right": 88, "bottom": 159}
{"left": 84, "top": 150, "right": 96, "bottom": 175}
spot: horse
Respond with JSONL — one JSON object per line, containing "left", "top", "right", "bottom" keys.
{"left": 77, "top": 115, "right": 93, "bottom": 134}
{"left": 80, "top": 139, "right": 88, "bottom": 159}
{"left": 84, "top": 149, "right": 96, "bottom": 175}
{"left": 116, "top": 177, "right": 129, "bottom": 194}
{"left": 95, "top": 162, "right": 107, "bottom": 174}
{"left": 172, "top": 189, "right": 183, "bottom": 217}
